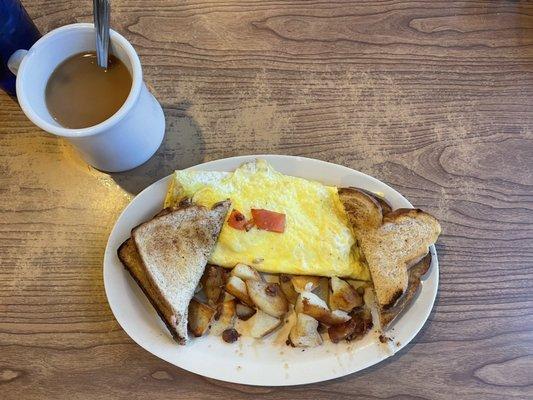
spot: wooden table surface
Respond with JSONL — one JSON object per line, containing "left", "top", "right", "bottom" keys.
{"left": 1, "top": 1, "right": 532, "bottom": 399}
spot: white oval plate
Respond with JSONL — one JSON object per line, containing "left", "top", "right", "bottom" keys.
{"left": 103, "top": 155, "right": 438, "bottom": 386}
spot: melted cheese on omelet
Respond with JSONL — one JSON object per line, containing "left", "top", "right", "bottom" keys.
{"left": 164, "top": 160, "right": 370, "bottom": 280}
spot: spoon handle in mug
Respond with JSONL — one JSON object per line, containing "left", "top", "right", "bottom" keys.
{"left": 93, "top": 0, "right": 110, "bottom": 69}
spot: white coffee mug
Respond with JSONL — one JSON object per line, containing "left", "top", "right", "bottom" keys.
{"left": 8, "top": 23, "right": 165, "bottom": 172}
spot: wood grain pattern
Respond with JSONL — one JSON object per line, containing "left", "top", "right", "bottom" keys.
{"left": 1, "top": 1, "right": 532, "bottom": 399}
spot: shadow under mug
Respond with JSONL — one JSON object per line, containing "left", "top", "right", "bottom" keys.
{"left": 8, "top": 23, "right": 165, "bottom": 172}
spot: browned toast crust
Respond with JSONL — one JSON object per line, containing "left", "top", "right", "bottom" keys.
{"left": 338, "top": 187, "right": 383, "bottom": 232}
{"left": 355, "top": 187, "right": 393, "bottom": 215}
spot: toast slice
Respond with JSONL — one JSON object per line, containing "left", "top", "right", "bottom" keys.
{"left": 362, "top": 208, "right": 441, "bottom": 309}
{"left": 353, "top": 188, "right": 393, "bottom": 216}
{"left": 128, "top": 200, "right": 230, "bottom": 344}
{"left": 379, "top": 253, "right": 431, "bottom": 328}
{"left": 338, "top": 187, "right": 383, "bottom": 233}
{"left": 339, "top": 187, "right": 441, "bottom": 324}
{"left": 118, "top": 238, "right": 180, "bottom": 340}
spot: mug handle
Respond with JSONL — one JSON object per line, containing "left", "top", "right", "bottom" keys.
{"left": 7, "top": 49, "right": 28, "bottom": 75}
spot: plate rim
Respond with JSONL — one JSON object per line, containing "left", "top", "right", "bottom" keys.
{"left": 103, "top": 154, "right": 439, "bottom": 386}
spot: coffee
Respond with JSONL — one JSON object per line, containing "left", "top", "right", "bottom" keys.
{"left": 45, "top": 51, "right": 132, "bottom": 129}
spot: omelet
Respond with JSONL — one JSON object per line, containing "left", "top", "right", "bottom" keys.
{"left": 164, "top": 160, "right": 370, "bottom": 280}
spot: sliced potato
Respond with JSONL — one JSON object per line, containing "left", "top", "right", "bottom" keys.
{"left": 231, "top": 263, "right": 261, "bottom": 281}
{"left": 294, "top": 291, "right": 321, "bottom": 313}
{"left": 329, "top": 307, "right": 374, "bottom": 342}
{"left": 210, "top": 300, "right": 236, "bottom": 336}
{"left": 329, "top": 277, "right": 363, "bottom": 312}
{"left": 223, "top": 292, "right": 235, "bottom": 302}
{"left": 328, "top": 318, "right": 357, "bottom": 343}
{"left": 236, "top": 302, "right": 256, "bottom": 320}
{"left": 226, "top": 276, "right": 253, "bottom": 306}
{"left": 317, "top": 322, "right": 328, "bottom": 334}
{"left": 327, "top": 310, "right": 351, "bottom": 325}
{"left": 246, "top": 280, "right": 288, "bottom": 318}
{"left": 295, "top": 291, "right": 350, "bottom": 326}
{"left": 201, "top": 264, "right": 227, "bottom": 306}
{"left": 289, "top": 313, "right": 323, "bottom": 347}
{"left": 262, "top": 273, "right": 280, "bottom": 283}
{"left": 349, "top": 307, "right": 374, "bottom": 340}
{"left": 280, "top": 274, "right": 299, "bottom": 304}
{"left": 347, "top": 279, "right": 372, "bottom": 295}
{"left": 328, "top": 307, "right": 373, "bottom": 343}
{"left": 291, "top": 275, "right": 321, "bottom": 293}
{"left": 246, "top": 309, "right": 282, "bottom": 338}
{"left": 188, "top": 299, "right": 215, "bottom": 337}
{"left": 313, "top": 277, "right": 330, "bottom": 304}
{"left": 363, "top": 287, "right": 380, "bottom": 328}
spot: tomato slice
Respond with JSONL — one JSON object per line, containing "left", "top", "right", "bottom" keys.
{"left": 251, "top": 209, "right": 286, "bottom": 233}
{"left": 227, "top": 209, "right": 248, "bottom": 230}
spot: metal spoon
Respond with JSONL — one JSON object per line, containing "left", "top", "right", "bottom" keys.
{"left": 93, "top": 0, "right": 110, "bottom": 69}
